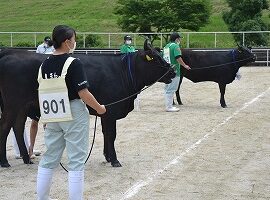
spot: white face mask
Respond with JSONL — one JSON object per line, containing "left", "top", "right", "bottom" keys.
{"left": 125, "top": 40, "right": 132, "bottom": 45}
{"left": 67, "top": 41, "right": 76, "bottom": 53}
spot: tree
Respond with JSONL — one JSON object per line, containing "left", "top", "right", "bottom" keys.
{"left": 114, "top": 0, "right": 211, "bottom": 43}
{"left": 223, "top": 0, "right": 269, "bottom": 46}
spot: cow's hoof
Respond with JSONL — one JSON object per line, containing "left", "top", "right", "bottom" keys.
{"left": 1, "top": 162, "right": 11, "bottom": 168}
{"left": 111, "top": 160, "right": 122, "bottom": 167}
{"left": 221, "top": 104, "right": 227, "bottom": 108}
{"left": 103, "top": 154, "right": 111, "bottom": 163}
{"left": 23, "top": 157, "right": 32, "bottom": 164}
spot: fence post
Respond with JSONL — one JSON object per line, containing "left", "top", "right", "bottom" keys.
{"left": 214, "top": 33, "right": 217, "bottom": 48}
{"left": 160, "top": 33, "right": 163, "bottom": 48}
{"left": 242, "top": 32, "right": 245, "bottom": 46}
{"left": 108, "top": 33, "right": 111, "bottom": 48}
{"left": 34, "top": 33, "right": 37, "bottom": 47}
{"left": 187, "top": 33, "right": 190, "bottom": 48}
{"left": 133, "top": 33, "right": 136, "bottom": 48}
{"left": 10, "top": 33, "right": 13, "bottom": 47}
{"left": 83, "top": 33, "right": 86, "bottom": 48}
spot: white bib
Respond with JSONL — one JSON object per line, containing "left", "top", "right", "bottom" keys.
{"left": 163, "top": 47, "right": 171, "bottom": 64}
{"left": 163, "top": 43, "right": 175, "bottom": 65}
{"left": 38, "top": 57, "right": 75, "bottom": 123}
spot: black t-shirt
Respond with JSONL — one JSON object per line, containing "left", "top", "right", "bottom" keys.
{"left": 41, "top": 54, "right": 89, "bottom": 100}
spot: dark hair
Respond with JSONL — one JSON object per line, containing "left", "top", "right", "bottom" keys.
{"left": 169, "top": 32, "right": 182, "bottom": 42}
{"left": 124, "top": 35, "right": 132, "bottom": 41}
{"left": 44, "top": 36, "right": 51, "bottom": 42}
{"left": 47, "top": 39, "right": 53, "bottom": 47}
{"left": 52, "top": 25, "right": 76, "bottom": 49}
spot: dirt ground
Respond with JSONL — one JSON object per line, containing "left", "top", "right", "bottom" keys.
{"left": 1, "top": 67, "right": 269, "bottom": 200}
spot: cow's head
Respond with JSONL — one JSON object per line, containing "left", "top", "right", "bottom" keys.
{"left": 135, "top": 40, "right": 175, "bottom": 86}
{"left": 235, "top": 45, "right": 256, "bottom": 65}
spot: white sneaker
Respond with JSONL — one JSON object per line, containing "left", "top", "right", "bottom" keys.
{"left": 166, "top": 107, "right": 180, "bottom": 112}
{"left": 33, "top": 150, "right": 41, "bottom": 156}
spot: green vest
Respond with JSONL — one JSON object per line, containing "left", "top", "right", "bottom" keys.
{"left": 120, "top": 44, "right": 135, "bottom": 53}
{"left": 163, "top": 42, "right": 182, "bottom": 76}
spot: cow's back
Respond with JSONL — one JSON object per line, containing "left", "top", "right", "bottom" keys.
{"left": 76, "top": 53, "right": 135, "bottom": 119}
{"left": 0, "top": 51, "right": 135, "bottom": 120}
{"left": 181, "top": 49, "right": 239, "bottom": 84}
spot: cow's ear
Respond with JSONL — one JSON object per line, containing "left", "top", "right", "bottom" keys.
{"left": 144, "top": 39, "right": 152, "bottom": 51}
{"left": 146, "top": 54, "right": 153, "bottom": 61}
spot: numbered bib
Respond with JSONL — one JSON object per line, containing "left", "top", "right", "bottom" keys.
{"left": 38, "top": 57, "right": 75, "bottom": 123}
{"left": 39, "top": 91, "right": 72, "bottom": 122}
{"left": 163, "top": 47, "right": 171, "bottom": 64}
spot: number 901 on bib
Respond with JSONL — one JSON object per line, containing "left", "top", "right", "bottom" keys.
{"left": 39, "top": 92, "right": 73, "bottom": 122}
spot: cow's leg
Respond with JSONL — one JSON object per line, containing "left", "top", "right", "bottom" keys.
{"left": 101, "top": 117, "right": 122, "bottom": 167}
{"left": 175, "top": 74, "right": 184, "bottom": 105}
{"left": 13, "top": 112, "right": 32, "bottom": 165}
{"left": 0, "top": 112, "right": 14, "bottom": 167}
{"left": 218, "top": 83, "right": 227, "bottom": 108}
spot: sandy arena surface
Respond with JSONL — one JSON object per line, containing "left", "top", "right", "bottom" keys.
{"left": 0, "top": 67, "right": 269, "bottom": 200}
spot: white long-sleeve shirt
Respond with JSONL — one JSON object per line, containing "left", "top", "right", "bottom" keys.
{"left": 36, "top": 43, "right": 55, "bottom": 54}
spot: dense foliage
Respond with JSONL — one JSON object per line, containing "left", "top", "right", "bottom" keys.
{"left": 115, "top": 0, "right": 211, "bottom": 42}
{"left": 223, "top": 0, "right": 269, "bottom": 46}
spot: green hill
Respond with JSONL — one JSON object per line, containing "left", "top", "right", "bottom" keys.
{"left": 0, "top": 0, "right": 268, "bottom": 48}
{"left": 0, "top": 0, "right": 230, "bottom": 32}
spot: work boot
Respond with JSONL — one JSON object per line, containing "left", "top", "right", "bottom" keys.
{"left": 69, "top": 170, "right": 84, "bottom": 200}
{"left": 166, "top": 107, "right": 180, "bottom": 112}
{"left": 165, "top": 94, "right": 179, "bottom": 112}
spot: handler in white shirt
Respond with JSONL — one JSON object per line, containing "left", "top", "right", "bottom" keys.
{"left": 36, "top": 36, "right": 55, "bottom": 54}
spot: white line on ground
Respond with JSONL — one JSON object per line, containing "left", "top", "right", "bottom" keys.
{"left": 111, "top": 87, "right": 270, "bottom": 200}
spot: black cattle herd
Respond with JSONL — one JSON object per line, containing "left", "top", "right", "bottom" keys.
{"left": 0, "top": 40, "right": 255, "bottom": 167}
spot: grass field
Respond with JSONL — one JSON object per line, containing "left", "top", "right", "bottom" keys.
{"left": 0, "top": 0, "right": 269, "bottom": 48}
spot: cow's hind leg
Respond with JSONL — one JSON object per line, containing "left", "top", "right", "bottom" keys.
{"left": 101, "top": 118, "right": 122, "bottom": 167}
{"left": 13, "top": 111, "right": 33, "bottom": 165}
{"left": 218, "top": 83, "right": 227, "bottom": 108}
{"left": 0, "top": 113, "right": 14, "bottom": 167}
{"left": 175, "top": 74, "right": 184, "bottom": 105}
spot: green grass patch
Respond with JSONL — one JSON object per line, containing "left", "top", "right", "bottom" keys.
{"left": 0, "top": 0, "right": 268, "bottom": 48}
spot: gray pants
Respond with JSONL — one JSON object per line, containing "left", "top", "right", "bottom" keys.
{"left": 39, "top": 99, "right": 89, "bottom": 171}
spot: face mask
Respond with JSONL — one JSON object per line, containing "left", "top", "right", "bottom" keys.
{"left": 125, "top": 40, "right": 132, "bottom": 45}
{"left": 67, "top": 41, "right": 76, "bottom": 53}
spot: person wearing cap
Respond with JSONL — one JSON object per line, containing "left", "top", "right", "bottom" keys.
{"left": 120, "top": 35, "right": 136, "bottom": 53}
{"left": 163, "top": 32, "right": 191, "bottom": 112}
{"left": 120, "top": 35, "right": 141, "bottom": 111}
{"left": 36, "top": 36, "right": 55, "bottom": 54}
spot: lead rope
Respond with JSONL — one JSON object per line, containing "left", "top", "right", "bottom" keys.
{"left": 60, "top": 53, "right": 254, "bottom": 172}
{"left": 59, "top": 65, "right": 172, "bottom": 172}
{"left": 60, "top": 115, "right": 98, "bottom": 172}
{"left": 189, "top": 55, "right": 253, "bottom": 70}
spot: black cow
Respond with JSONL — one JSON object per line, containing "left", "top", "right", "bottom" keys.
{"left": 0, "top": 40, "right": 175, "bottom": 168}
{"left": 175, "top": 46, "right": 256, "bottom": 107}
